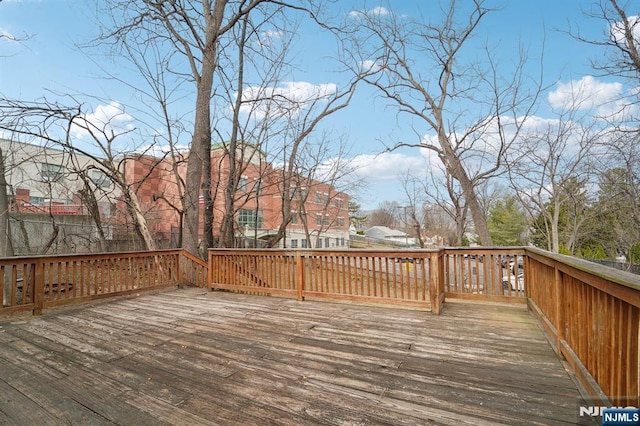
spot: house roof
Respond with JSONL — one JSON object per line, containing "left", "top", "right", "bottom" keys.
{"left": 365, "top": 226, "right": 407, "bottom": 238}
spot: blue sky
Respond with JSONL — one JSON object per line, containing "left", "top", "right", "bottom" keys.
{"left": 0, "top": 0, "right": 632, "bottom": 210}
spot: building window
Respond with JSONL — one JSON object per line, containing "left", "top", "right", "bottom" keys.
{"left": 335, "top": 238, "right": 339, "bottom": 246}
{"left": 316, "top": 213, "right": 322, "bottom": 226}
{"left": 325, "top": 237, "right": 330, "bottom": 247}
{"left": 299, "top": 188, "right": 308, "bottom": 200}
{"left": 291, "top": 211, "right": 298, "bottom": 225}
{"left": 323, "top": 215, "right": 329, "bottom": 226}
{"left": 238, "top": 176, "right": 248, "bottom": 192}
{"left": 40, "top": 163, "right": 62, "bottom": 182}
{"left": 253, "top": 179, "right": 262, "bottom": 195}
{"left": 337, "top": 217, "right": 345, "bottom": 226}
{"left": 91, "top": 170, "right": 110, "bottom": 188}
{"left": 301, "top": 239, "right": 307, "bottom": 248}
{"left": 29, "top": 196, "right": 45, "bottom": 205}
{"left": 238, "top": 209, "right": 263, "bottom": 229}
{"left": 335, "top": 198, "right": 343, "bottom": 209}
{"left": 291, "top": 239, "right": 298, "bottom": 248}
{"left": 324, "top": 193, "right": 329, "bottom": 204}
{"left": 317, "top": 239, "right": 322, "bottom": 248}
{"left": 341, "top": 237, "right": 345, "bottom": 246}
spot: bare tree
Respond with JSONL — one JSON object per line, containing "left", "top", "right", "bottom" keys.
{"left": 292, "top": 134, "right": 358, "bottom": 248}
{"left": 101, "top": 36, "right": 191, "bottom": 249}
{"left": 399, "top": 172, "right": 427, "bottom": 247}
{"left": 572, "top": 0, "right": 640, "bottom": 82}
{"left": 415, "top": 161, "right": 469, "bottom": 246}
{"left": 595, "top": 131, "right": 640, "bottom": 260}
{"left": 0, "top": 98, "right": 159, "bottom": 251}
{"left": 368, "top": 201, "right": 400, "bottom": 229}
{"left": 98, "top": 0, "right": 269, "bottom": 255}
{"left": 506, "top": 105, "right": 597, "bottom": 253}
{"left": 349, "top": 1, "right": 541, "bottom": 245}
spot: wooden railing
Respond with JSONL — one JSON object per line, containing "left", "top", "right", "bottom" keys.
{"left": 525, "top": 247, "right": 640, "bottom": 407}
{"left": 442, "top": 248, "right": 526, "bottom": 302}
{"left": 208, "top": 249, "right": 447, "bottom": 310}
{"left": 1, "top": 249, "right": 208, "bottom": 315}
{"left": 207, "top": 248, "right": 526, "bottom": 312}
{"left": 181, "top": 250, "right": 209, "bottom": 288}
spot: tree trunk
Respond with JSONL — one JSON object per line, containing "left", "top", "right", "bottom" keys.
{"left": 124, "top": 184, "right": 157, "bottom": 251}
{"left": 0, "top": 147, "right": 14, "bottom": 307}
{"left": 182, "top": 0, "right": 227, "bottom": 256}
{"left": 0, "top": 148, "right": 13, "bottom": 259}
{"left": 203, "top": 147, "right": 215, "bottom": 249}
{"left": 551, "top": 198, "right": 561, "bottom": 253}
{"left": 218, "top": 141, "right": 237, "bottom": 248}
{"left": 437, "top": 129, "right": 493, "bottom": 246}
{"left": 79, "top": 183, "right": 107, "bottom": 253}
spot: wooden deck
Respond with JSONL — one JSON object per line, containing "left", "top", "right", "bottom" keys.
{"left": 0, "top": 287, "right": 585, "bottom": 425}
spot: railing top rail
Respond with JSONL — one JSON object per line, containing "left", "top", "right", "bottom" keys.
{"left": 526, "top": 246, "right": 640, "bottom": 291}
{"left": 0, "top": 248, "right": 184, "bottom": 265}
{"left": 182, "top": 250, "right": 208, "bottom": 267}
{"left": 443, "top": 247, "right": 526, "bottom": 253}
{"left": 208, "top": 248, "right": 441, "bottom": 255}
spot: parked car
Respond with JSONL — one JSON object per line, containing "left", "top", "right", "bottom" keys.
{"left": 509, "top": 257, "right": 524, "bottom": 274}
{"left": 502, "top": 272, "right": 524, "bottom": 292}
{"left": 463, "top": 254, "right": 483, "bottom": 262}
{"left": 499, "top": 255, "right": 513, "bottom": 268}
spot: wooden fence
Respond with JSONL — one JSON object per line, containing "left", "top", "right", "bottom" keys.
{"left": 208, "top": 248, "right": 527, "bottom": 312}
{"left": 442, "top": 248, "right": 526, "bottom": 302}
{"left": 1, "top": 249, "right": 208, "bottom": 315}
{"left": 525, "top": 247, "right": 640, "bottom": 408}
{"left": 208, "top": 250, "right": 445, "bottom": 310}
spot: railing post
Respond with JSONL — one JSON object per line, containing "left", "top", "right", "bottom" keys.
{"left": 296, "top": 251, "right": 305, "bottom": 301}
{"left": 177, "top": 252, "right": 183, "bottom": 287}
{"left": 33, "top": 260, "right": 44, "bottom": 316}
{"left": 179, "top": 253, "right": 187, "bottom": 289}
{"left": 207, "top": 250, "right": 213, "bottom": 290}
{"left": 554, "top": 263, "right": 564, "bottom": 358}
{"left": 430, "top": 252, "right": 442, "bottom": 315}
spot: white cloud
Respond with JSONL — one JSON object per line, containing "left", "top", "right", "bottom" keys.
{"left": 254, "top": 30, "right": 283, "bottom": 49}
{"left": 238, "top": 81, "right": 337, "bottom": 120}
{"left": 548, "top": 76, "right": 622, "bottom": 111}
{"left": 369, "top": 7, "right": 391, "bottom": 16}
{"left": 610, "top": 15, "right": 640, "bottom": 46}
{"left": 350, "top": 152, "right": 427, "bottom": 182}
{"left": 348, "top": 6, "right": 391, "bottom": 19}
{"left": 72, "top": 101, "right": 135, "bottom": 141}
{"left": 360, "top": 59, "right": 384, "bottom": 73}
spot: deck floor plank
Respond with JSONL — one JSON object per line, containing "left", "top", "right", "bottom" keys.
{"left": 0, "top": 287, "right": 586, "bottom": 425}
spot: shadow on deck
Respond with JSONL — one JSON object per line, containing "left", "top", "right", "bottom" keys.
{"left": 0, "top": 287, "right": 588, "bottom": 425}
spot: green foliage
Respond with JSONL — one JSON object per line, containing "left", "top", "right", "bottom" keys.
{"left": 558, "top": 243, "right": 572, "bottom": 256}
{"left": 348, "top": 201, "right": 368, "bottom": 229}
{"left": 575, "top": 244, "right": 608, "bottom": 260}
{"left": 529, "top": 168, "right": 640, "bottom": 263}
{"left": 630, "top": 243, "right": 640, "bottom": 264}
{"left": 488, "top": 196, "right": 527, "bottom": 246}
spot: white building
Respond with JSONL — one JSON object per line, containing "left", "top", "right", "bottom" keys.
{"left": 0, "top": 139, "right": 118, "bottom": 216}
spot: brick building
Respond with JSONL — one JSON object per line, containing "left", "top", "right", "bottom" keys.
{"left": 126, "top": 144, "right": 350, "bottom": 248}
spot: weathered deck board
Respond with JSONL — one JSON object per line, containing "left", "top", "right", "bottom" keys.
{"left": 0, "top": 287, "right": 586, "bottom": 425}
